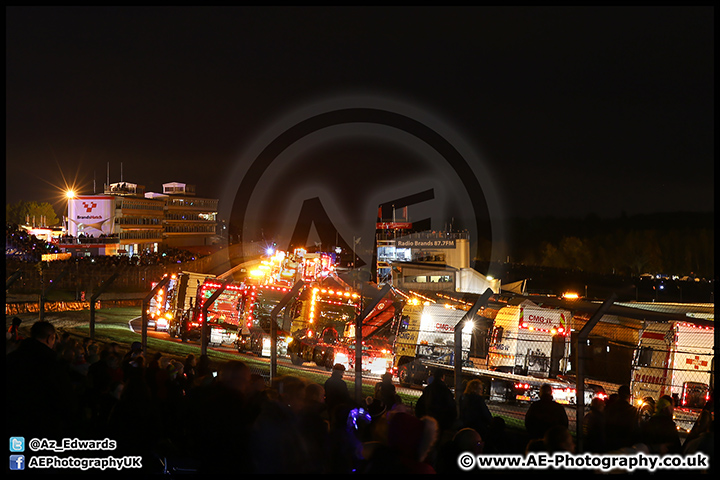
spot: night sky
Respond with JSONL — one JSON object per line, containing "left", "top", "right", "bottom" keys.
{"left": 6, "top": 7, "right": 714, "bottom": 252}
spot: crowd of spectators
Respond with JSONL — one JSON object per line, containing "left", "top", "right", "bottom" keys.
{"left": 5, "top": 222, "right": 205, "bottom": 267}
{"left": 5, "top": 320, "right": 715, "bottom": 475}
{"left": 5, "top": 223, "right": 61, "bottom": 261}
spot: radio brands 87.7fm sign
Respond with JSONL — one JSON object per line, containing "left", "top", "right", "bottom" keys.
{"left": 219, "top": 95, "right": 506, "bottom": 277}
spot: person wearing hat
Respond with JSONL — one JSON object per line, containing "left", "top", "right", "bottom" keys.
{"left": 640, "top": 395, "right": 682, "bottom": 454}
{"left": 324, "top": 363, "right": 351, "bottom": 415}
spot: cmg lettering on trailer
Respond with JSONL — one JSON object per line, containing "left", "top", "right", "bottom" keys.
{"left": 526, "top": 314, "right": 553, "bottom": 325}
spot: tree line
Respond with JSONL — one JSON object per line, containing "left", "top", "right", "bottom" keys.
{"left": 6, "top": 200, "right": 60, "bottom": 226}
{"left": 486, "top": 212, "right": 714, "bottom": 279}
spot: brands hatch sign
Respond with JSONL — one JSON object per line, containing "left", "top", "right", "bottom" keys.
{"left": 67, "top": 196, "right": 115, "bottom": 237}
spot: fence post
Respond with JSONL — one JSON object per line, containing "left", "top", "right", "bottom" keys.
{"left": 89, "top": 266, "right": 123, "bottom": 341}
{"left": 576, "top": 293, "right": 617, "bottom": 453}
{"left": 454, "top": 288, "right": 493, "bottom": 413}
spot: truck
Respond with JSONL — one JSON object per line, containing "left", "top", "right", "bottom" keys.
{"left": 148, "top": 271, "right": 211, "bottom": 332}
{"left": 236, "top": 282, "right": 294, "bottom": 356}
{"left": 186, "top": 279, "right": 244, "bottom": 346}
{"left": 148, "top": 277, "right": 175, "bottom": 332}
{"left": 394, "top": 297, "right": 600, "bottom": 406}
{"left": 284, "top": 281, "right": 398, "bottom": 374}
{"left": 234, "top": 248, "right": 323, "bottom": 357}
{"left": 233, "top": 247, "right": 397, "bottom": 374}
{"left": 487, "top": 302, "right": 571, "bottom": 378}
{"left": 631, "top": 320, "right": 714, "bottom": 432}
{"left": 147, "top": 271, "right": 210, "bottom": 338}
{"left": 286, "top": 283, "right": 363, "bottom": 369}
{"left": 393, "top": 300, "right": 475, "bottom": 384}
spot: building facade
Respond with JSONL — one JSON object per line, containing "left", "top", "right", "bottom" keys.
{"left": 156, "top": 182, "right": 218, "bottom": 248}
{"left": 59, "top": 181, "right": 218, "bottom": 256}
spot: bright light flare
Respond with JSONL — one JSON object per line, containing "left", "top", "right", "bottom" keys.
{"left": 462, "top": 320, "right": 474, "bottom": 333}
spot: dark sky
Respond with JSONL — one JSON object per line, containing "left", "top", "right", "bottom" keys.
{"left": 6, "top": 7, "right": 714, "bottom": 246}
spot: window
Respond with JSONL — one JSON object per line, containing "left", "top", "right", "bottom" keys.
{"left": 491, "top": 326, "right": 504, "bottom": 344}
{"left": 636, "top": 347, "right": 653, "bottom": 367}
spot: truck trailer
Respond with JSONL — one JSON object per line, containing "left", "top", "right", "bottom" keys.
{"left": 394, "top": 298, "right": 599, "bottom": 406}
{"left": 631, "top": 320, "right": 714, "bottom": 432}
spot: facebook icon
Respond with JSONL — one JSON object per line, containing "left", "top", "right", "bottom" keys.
{"left": 10, "top": 455, "right": 25, "bottom": 470}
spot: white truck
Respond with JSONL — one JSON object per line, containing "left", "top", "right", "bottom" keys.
{"left": 487, "top": 302, "right": 571, "bottom": 378}
{"left": 631, "top": 320, "right": 714, "bottom": 432}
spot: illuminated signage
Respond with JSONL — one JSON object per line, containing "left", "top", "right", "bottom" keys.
{"left": 68, "top": 196, "right": 115, "bottom": 237}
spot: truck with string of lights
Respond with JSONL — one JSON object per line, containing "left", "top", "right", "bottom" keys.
{"left": 285, "top": 283, "right": 397, "bottom": 374}
{"left": 148, "top": 271, "right": 211, "bottom": 335}
{"left": 187, "top": 280, "right": 244, "bottom": 346}
{"left": 235, "top": 248, "right": 322, "bottom": 357}
{"left": 233, "top": 247, "right": 397, "bottom": 375}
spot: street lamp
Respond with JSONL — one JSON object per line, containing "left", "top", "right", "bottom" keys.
{"left": 65, "top": 190, "right": 76, "bottom": 239}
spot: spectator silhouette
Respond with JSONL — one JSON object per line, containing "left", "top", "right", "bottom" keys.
{"left": 640, "top": 395, "right": 682, "bottom": 454}
{"left": 524, "top": 383, "right": 568, "bottom": 441}
{"left": 302, "top": 381, "right": 329, "bottom": 424}
{"left": 682, "top": 396, "right": 714, "bottom": 472}
{"left": 324, "top": 363, "right": 352, "bottom": 415}
{"left": 365, "top": 381, "right": 387, "bottom": 419}
{"left": 414, "top": 368, "right": 457, "bottom": 441}
{"left": 363, "top": 412, "right": 439, "bottom": 473}
{"left": 435, "top": 427, "right": 484, "bottom": 474}
{"left": 379, "top": 372, "right": 397, "bottom": 412}
{"left": 484, "top": 416, "right": 510, "bottom": 454}
{"left": 122, "top": 341, "right": 144, "bottom": 380}
{"left": 459, "top": 378, "right": 493, "bottom": 440}
{"left": 298, "top": 382, "right": 331, "bottom": 473}
{"left": 145, "top": 352, "right": 163, "bottom": 398}
{"left": 185, "top": 360, "right": 253, "bottom": 474}
{"left": 87, "top": 349, "right": 114, "bottom": 395}
{"left": 544, "top": 425, "right": 575, "bottom": 453}
{"left": 6, "top": 320, "right": 79, "bottom": 439}
{"left": 153, "top": 356, "right": 172, "bottom": 402}
{"left": 183, "top": 354, "right": 197, "bottom": 387}
{"left": 246, "top": 373, "right": 271, "bottom": 424}
{"left": 525, "top": 437, "right": 546, "bottom": 454}
{"left": 605, "top": 385, "right": 640, "bottom": 451}
{"left": 107, "top": 361, "right": 155, "bottom": 457}
{"left": 6, "top": 316, "right": 24, "bottom": 353}
{"left": 193, "top": 354, "right": 215, "bottom": 387}
{"left": 582, "top": 396, "right": 607, "bottom": 453}
{"left": 251, "top": 375, "right": 310, "bottom": 474}
{"left": 85, "top": 342, "right": 100, "bottom": 365}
